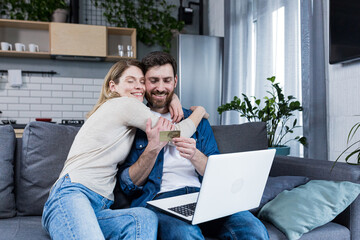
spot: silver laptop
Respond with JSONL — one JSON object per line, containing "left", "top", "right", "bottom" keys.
{"left": 147, "top": 149, "right": 275, "bottom": 225}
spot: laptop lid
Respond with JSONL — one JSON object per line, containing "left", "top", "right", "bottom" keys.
{"left": 147, "top": 149, "right": 275, "bottom": 225}
{"left": 192, "top": 149, "right": 275, "bottom": 224}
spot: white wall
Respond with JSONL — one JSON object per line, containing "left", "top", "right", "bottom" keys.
{"left": 324, "top": 0, "right": 360, "bottom": 163}
{"left": 327, "top": 64, "right": 360, "bottom": 163}
{"left": 0, "top": 74, "right": 102, "bottom": 124}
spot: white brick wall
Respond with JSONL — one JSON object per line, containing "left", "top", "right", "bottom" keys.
{"left": 0, "top": 75, "right": 102, "bottom": 124}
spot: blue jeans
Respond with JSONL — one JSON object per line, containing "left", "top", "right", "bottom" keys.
{"left": 147, "top": 187, "right": 269, "bottom": 240}
{"left": 42, "top": 174, "right": 158, "bottom": 240}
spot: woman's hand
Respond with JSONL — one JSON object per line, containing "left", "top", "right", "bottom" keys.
{"left": 169, "top": 94, "right": 184, "bottom": 123}
{"left": 190, "top": 106, "right": 209, "bottom": 119}
{"left": 145, "top": 117, "right": 175, "bottom": 152}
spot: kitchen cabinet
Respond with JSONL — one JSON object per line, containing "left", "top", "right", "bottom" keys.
{"left": 50, "top": 22, "right": 107, "bottom": 57}
{"left": 0, "top": 19, "right": 136, "bottom": 61}
{"left": 0, "top": 19, "right": 50, "bottom": 58}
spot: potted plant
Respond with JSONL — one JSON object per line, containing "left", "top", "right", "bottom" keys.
{"left": 0, "top": 0, "right": 68, "bottom": 22}
{"left": 92, "top": 0, "right": 184, "bottom": 52}
{"left": 332, "top": 122, "right": 360, "bottom": 170}
{"left": 217, "top": 76, "right": 307, "bottom": 155}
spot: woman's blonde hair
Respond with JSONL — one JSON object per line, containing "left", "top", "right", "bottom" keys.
{"left": 86, "top": 59, "right": 143, "bottom": 118}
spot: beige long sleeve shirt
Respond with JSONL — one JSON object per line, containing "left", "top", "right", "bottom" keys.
{"left": 58, "top": 97, "right": 195, "bottom": 200}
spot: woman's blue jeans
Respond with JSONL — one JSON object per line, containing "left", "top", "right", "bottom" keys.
{"left": 42, "top": 174, "right": 158, "bottom": 240}
{"left": 148, "top": 187, "right": 269, "bottom": 240}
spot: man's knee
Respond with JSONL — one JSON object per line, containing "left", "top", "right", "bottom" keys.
{"left": 220, "top": 211, "right": 269, "bottom": 240}
{"left": 158, "top": 220, "right": 203, "bottom": 240}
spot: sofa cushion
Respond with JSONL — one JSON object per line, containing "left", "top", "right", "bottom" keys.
{"left": 211, "top": 122, "right": 267, "bottom": 153}
{"left": 249, "top": 176, "right": 309, "bottom": 214}
{"left": 0, "top": 125, "right": 16, "bottom": 218}
{"left": 258, "top": 180, "right": 360, "bottom": 240}
{"left": 16, "top": 122, "right": 80, "bottom": 216}
{"left": 263, "top": 221, "right": 350, "bottom": 240}
{"left": 0, "top": 216, "right": 50, "bottom": 240}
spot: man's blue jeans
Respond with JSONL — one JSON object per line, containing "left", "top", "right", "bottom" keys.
{"left": 42, "top": 174, "right": 158, "bottom": 240}
{"left": 148, "top": 187, "right": 269, "bottom": 240}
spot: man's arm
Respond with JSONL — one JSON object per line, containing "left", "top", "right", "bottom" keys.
{"left": 128, "top": 117, "right": 172, "bottom": 186}
{"left": 172, "top": 114, "right": 220, "bottom": 177}
{"left": 172, "top": 137, "right": 208, "bottom": 176}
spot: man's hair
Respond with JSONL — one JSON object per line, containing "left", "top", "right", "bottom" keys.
{"left": 142, "top": 51, "right": 177, "bottom": 77}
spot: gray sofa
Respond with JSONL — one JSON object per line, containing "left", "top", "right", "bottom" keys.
{"left": 0, "top": 121, "right": 359, "bottom": 240}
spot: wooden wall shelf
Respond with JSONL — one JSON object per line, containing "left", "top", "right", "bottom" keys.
{"left": 0, "top": 19, "right": 136, "bottom": 61}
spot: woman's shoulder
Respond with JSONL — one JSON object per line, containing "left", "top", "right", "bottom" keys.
{"left": 107, "top": 97, "right": 144, "bottom": 106}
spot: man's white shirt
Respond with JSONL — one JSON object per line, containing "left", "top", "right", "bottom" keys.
{"left": 151, "top": 111, "right": 201, "bottom": 194}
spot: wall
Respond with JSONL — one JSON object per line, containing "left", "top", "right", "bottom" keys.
{"left": 0, "top": 0, "right": 222, "bottom": 126}
{"left": 327, "top": 63, "right": 360, "bottom": 163}
{"left": 324, "top": 1, "right": 360, "bottom": 163}
{"left": 0, "top": 74, "right": 102, "bottom": 124}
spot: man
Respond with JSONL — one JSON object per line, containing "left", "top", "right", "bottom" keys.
{"left": 119, "top": 51, "right": 269, "bottom": 239}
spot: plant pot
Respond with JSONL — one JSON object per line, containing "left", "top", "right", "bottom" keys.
{"left": 269, "top": 146, "right": 290, "bottom": 156}
{"left": 52, "top": 8, "right": 68, "bottom": 22}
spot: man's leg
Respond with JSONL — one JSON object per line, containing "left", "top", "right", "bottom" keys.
{"left": 97, "top": 207, "right": 158, "bottom": 240}
{"left": 201, "top": 211, "right": 269, "bottom": 240}
{"left": 147, "top": 187, "right": 204, "bottom": 240}
{"left": 151, "top": 207, "right": 204, "bottom": 240}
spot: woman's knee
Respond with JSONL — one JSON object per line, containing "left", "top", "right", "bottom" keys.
{"left": 131, "top": 207, "right": 158, "bottom": 226}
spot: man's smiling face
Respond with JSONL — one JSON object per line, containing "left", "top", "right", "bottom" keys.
{"left": 144, "top": 63, "right": 178, "bottom": 113}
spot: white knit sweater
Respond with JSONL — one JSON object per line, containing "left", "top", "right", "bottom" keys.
{"left": 58, "top": 97, "right": 195, "bottom": 200}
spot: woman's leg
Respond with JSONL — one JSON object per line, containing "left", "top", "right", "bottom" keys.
{"left": 42, "top": 175, "right": 105, "bottom": 240}
{"left": 97, "top": 207, "right": 158, "bottom": 240}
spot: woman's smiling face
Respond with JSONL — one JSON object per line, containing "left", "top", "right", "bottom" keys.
{"left": 109, "top": 66, "right": 145, "bottom": 102}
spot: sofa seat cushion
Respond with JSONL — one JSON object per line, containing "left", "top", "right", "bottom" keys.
{"left": 16, "top": 122, "right": 80, "bottom": 216}
{"left": 263, "top": 221, "right": 350, "bottom": 240}
{"left": 0, "top": 125, "right": 16, "bottom": 218}
{"left": 0, "top": 216, "right": 50, "bottom": 240}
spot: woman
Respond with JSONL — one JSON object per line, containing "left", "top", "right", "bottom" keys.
{"left": 41, "top": 60, "right": 207, "bottom": 240}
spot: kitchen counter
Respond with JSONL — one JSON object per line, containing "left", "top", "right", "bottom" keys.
{"left": 0, "top": 124, "right": 26, "bottom": 138}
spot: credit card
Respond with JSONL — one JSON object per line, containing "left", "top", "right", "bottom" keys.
{"left": 160, "top": 130, "right": 180, "bottom": 142}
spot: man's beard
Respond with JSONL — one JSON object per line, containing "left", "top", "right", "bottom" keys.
{"left": 145, "top": 90, "right": 174, "bottom": 110}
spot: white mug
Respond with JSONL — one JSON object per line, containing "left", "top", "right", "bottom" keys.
{"left": 15, "top": 43, "right": 25, "bottom": 51}
{"left": 1, "top": 42, "right": 12, "bottom": 51}
{"left": 28, "top": 43, "right": 39, "bottom": 52}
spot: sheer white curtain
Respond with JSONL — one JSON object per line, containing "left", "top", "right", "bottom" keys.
{"left": 223, "top": 0, "right": 303, "bottom": 156}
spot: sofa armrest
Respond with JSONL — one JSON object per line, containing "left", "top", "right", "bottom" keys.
{"left": 270, "top": 156, "right": 360, "bottom": 240}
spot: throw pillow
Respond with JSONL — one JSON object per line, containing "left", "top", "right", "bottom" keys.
{"left": 258, "top": 180, "right": 360, "bottom": 240}
{"left": 211, "top": 122, "right": 267, "bottom": 153}
{"left": 16, "top": 122, "right": 80, "bottom": 216}
{"left": 249, "top": 176, "right": 309, "bottom": 214}
{"left": 0, "top": 125, "right": 16, "bottom": 218}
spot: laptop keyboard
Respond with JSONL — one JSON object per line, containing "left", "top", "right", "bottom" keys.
{"left": 168, "top": 202, "right": 197, "bottom": 217}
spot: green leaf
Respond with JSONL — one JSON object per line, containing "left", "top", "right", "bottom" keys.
{"left": 347, "top": 122, "right": 360, "bottom": 144}
{"left": 93, "top": 0, "right": 183, "bottom": 51}
{"left": 218, "top": 75, "right": 305, "bottom": 148}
